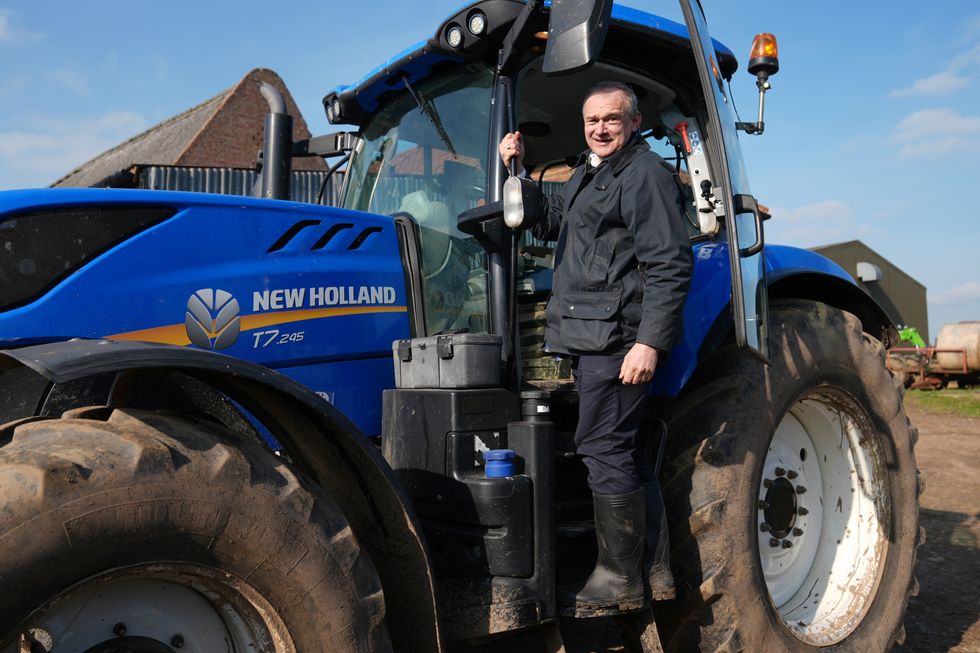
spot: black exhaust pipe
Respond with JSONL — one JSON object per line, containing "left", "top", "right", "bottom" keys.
{"left": 256, "top": 81, "right": 293, "bottom": 201}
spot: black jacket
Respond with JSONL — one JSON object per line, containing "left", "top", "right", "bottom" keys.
{"left": 532, "top": 139, "right": 693, "bottom": 355}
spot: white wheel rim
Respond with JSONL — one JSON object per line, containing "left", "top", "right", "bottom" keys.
{"left": 758, "top": 391, "right": 890, "bottom": 646}
{"left": 7, "top": 564, "right": 293, "bottom": 653}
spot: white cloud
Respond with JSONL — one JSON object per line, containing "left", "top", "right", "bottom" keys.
{"left": 0, "top": 8, "right": 44, "bottom": 45}
{"left": 890, "top": 108, "right": 980, "bottom": 157}
{"left": 892, "top": 71, "right": 969, "bottom": 98}
{"left": 0, "top": 111, "right": 148, "bottom": 188}
{"left": 951, "top": 42, "right": 980, "bottom": 70}
{"left": 932, "top": 281, "right": 980, "bottom": 306}
{"left": 892, "top": 40, "right": 980, "bottom": 98}
{"left": 763, "top": 200, "right": 873, "bottom": 249}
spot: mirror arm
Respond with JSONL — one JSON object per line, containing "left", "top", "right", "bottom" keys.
{"left": 498, "top": 0, "right": 543, "bottom": 76}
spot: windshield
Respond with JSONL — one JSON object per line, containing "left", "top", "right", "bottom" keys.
{"left": 344, "top": 64, "right": 494, "bottom": 336}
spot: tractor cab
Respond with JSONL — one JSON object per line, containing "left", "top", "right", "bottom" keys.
{"left": 327, "top": 0, "right": 770, "bottom": 369}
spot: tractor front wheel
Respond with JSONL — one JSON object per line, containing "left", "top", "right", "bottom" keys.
{"left": 0, "top": 407, "right": 390, "bottom": 652}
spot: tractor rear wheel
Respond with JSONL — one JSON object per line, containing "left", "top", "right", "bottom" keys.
{"left": 656, "top": 300, "right": 921, "bottom": 652}
{"left": 0, "top": 407, "right": 390, "bottom": 652}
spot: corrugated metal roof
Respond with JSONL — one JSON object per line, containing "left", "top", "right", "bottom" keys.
{"left": 136, "top": 165, "right": 342, "bottom": 206}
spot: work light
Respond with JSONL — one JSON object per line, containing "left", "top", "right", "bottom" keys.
{"left": 447, "top": 25, "right": 464, "bottom": 49}
{"left": 468, "top": 12, "right": 487, "bottom": 36}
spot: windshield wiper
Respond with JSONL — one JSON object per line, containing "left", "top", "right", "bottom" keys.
{"left": 402, "top": 76, "right": 458, "bottom": 158}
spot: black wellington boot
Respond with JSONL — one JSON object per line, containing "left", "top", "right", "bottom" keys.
{"left": 643, "top": 481, "right": 676, "bottom": 601}
{"left": 560, "top": 488, "right": 647, "bottom": 617}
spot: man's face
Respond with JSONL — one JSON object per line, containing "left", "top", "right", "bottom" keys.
{"left": 582, "top": 90, "right": 642, "bottom": 159}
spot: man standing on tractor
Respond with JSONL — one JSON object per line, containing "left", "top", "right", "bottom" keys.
{"left": 499, "top": 81, "right": 693, "bottom": 616}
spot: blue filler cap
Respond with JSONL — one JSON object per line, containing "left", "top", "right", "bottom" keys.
{"left": 484, "top": 449, "right": 516, "bottom": 478}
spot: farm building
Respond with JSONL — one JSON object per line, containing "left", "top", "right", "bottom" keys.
{"left": 52, "top": 68, "right": 336, "bottom": 204}
{"left": 812, "top": 240, "right": 929, "bottom": 343}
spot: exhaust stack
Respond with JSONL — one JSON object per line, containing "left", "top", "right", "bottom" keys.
{"left": 256, "top": 82, "right": 293, "bottom": 201}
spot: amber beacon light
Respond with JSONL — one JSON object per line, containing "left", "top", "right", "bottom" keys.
{"left": 738, "top": 32, "right": 780, "bottom": 135}
{"left": 748, "top": 33, "right": 779, "bottom": 79}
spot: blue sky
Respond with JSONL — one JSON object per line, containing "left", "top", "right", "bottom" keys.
{"left": 1, "top": 1, "right": 978, "bottom": 339}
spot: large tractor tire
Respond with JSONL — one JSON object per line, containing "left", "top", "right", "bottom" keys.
{"left": 656, "top": 300, "right": 921, "bottom": 652}
{"left": 0, "top": 407, "right": 391, "bottom": 652}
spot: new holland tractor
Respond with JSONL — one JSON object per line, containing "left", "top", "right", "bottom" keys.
{"left": 0, "top": 1, "right": 919, "bottom": 651}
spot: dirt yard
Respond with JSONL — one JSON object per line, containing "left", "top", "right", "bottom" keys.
{"left": 895, "top": 403, "right": 980, "bottom": 652}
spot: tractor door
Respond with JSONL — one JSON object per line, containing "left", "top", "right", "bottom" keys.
{"left": 679, "top": 0, "right": 770, "bottom": 359}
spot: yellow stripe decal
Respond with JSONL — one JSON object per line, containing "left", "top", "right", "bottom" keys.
{"left": 106, "top": 305, "right": 408, "bottom": 346}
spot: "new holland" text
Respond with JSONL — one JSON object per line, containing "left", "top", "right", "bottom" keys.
{"left": 253, "top": 286, "right": 397, "bottom": 311}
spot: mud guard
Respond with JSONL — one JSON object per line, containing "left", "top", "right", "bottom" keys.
{"left": 0, "top": 339, "right": 443, "bottom": 653}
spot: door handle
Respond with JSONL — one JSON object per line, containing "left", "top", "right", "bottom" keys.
{"left": 734, "top": 194, "right": 764, "bottom": 257}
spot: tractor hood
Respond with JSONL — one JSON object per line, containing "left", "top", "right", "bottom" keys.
{"left": 0, "top": 187, "right": 409, "bottom": 434}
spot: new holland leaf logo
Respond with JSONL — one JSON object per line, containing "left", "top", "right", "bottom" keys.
{"left": 185, "top": 289, "right": 241, "bottom": 350}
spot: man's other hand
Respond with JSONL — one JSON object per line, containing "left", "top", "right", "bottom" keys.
{"left": 620, "top": 342, "right": 659, "bottom": 385}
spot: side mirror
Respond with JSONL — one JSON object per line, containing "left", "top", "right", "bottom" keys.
{"left": 457, "top": 177, "right": 540, "bottom": 239}
{"left": 542, "top": 0, "right": 613, "bottom": 75}
{"left": 503, "top": 176, "right": 540, "bottom": 228}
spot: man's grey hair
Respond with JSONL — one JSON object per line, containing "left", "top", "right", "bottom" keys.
{"left": 583, "top": 81, "right": 640, "bottom": 118}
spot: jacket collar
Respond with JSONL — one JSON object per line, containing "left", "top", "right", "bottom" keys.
{"left": 573, "top": 133, "right": 650, "bottom": 176}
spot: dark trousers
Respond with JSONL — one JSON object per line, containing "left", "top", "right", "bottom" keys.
{"left": 572, "top": 354, "right": 655, "bottom": 495}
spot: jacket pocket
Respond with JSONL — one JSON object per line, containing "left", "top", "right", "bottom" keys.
{"left": 584, "top": 238, "right": 614, "bottom": 286}
{"left": 559, "top": 290, "right": 622, "bottom": 353}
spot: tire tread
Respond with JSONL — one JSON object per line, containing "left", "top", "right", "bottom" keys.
{"left": 0, "top": 406, "right": 390, "bottom": 651}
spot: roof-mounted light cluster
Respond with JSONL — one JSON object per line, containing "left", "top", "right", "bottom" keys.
{"left": 322, "top": 91, "right": 365, "bottom": 126}
{"left": 445, "top": 10, "right": 488, "bottom": 50}
{"left": 326, "top": 97, "right": 342, "bottom": 123}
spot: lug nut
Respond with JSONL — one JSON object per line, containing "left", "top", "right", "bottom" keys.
{"left": 758, "top": 500, "right": 767, "bottom": 510}
{"left": 774, "top": 467, "right": 786, "bottom": 477}
{"left": 796, "top": 485, "right": 807, "bottom": 494}
{"left": 763, "top": 478, "right": 773, "bottom": 488}
{"left": 113, "top": 623, "right": 127, "bottom": 637}
{"left": 793, "top": 527, "right": 804, "bottom": 536}
{"left": 781, "top": 539, "right": 793, "bottom": 549}
{"left": 760, "top": 522, "right": 771, "bottom": 532}
{"left": 787, "top": 470, "right": 799, "bottom": 480}
{"left": 798, "top": 507, "right": 809, "bottom": 516}
{"left": 171, "top": 635, "right": 185, "bottom": 648}
{"left": 769, "top": 538, "right": 780, "bottom": 547}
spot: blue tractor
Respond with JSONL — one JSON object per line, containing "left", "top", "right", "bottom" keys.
{"left": 0, "top": 1, "right": 919, "bottom": 651}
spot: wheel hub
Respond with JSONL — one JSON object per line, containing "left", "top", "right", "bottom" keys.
{"left": 762, "top": 477, "right": 797, "bottom": 539}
